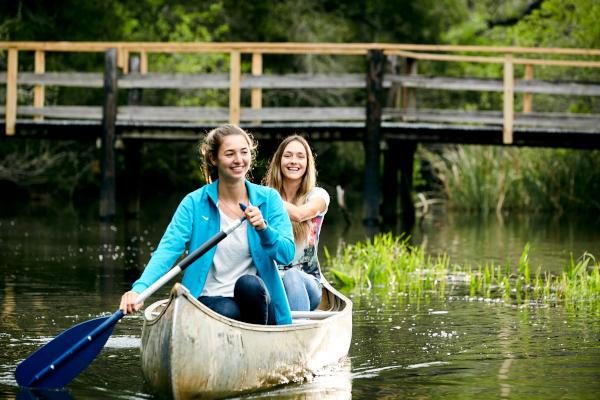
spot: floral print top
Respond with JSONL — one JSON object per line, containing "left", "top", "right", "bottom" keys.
{"left": 282, "top": 187, "right": 330, "bottom": 281}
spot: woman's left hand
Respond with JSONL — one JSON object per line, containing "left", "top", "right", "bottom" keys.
{"left": 245, "top": 204, "right": 267, "bottom": 231}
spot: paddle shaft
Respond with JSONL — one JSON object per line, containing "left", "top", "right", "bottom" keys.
{"left": 26, "top": 213, "right": 246, "bottom": 387}
{"left": 134, "top": 216, "right": 244, "bottom": 305}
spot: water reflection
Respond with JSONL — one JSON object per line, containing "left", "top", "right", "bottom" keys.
{"left": 17, "top": 388, "right": 73, "bottom": 400}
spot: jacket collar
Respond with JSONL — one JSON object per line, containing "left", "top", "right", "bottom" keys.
{"left": 206, "top": 179, "right": 267, "bottom": 208}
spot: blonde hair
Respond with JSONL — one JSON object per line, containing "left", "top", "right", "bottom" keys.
{"left": 199, "top": 124, "right": 257, "bottom": 184}
{"left": 263, "top": 135, "right": 316, "bottom": 243}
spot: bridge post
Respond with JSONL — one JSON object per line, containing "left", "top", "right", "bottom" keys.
{"left": 124, "top": 55, "right": 142, "bottom": 218}
{"left": 100, "top": 48, "right": 118, "bottom": 221}
{"left": 398, "top": 141, "right": 416, "bottom": 231}
{"left": 5, "top": 48, "right": 18, "bottom": 135}
{"left": 381, "top": 140, "right": 416, "bottom": 232}
{"left": 381, "top": 141, "right": 399, "bottom": 228}
{"left": 363, "top": 49, "right": 385, "bottom": 232}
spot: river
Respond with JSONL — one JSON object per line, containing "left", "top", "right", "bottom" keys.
{"left": 1, "top": 198, "right": 599, "bottom": 399}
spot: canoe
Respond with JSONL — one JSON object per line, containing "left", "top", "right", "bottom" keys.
{"left": 140, "top": 279, "right": 353, "bottom": 399}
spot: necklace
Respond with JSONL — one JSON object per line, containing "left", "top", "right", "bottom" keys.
{"left": 218, "top": 198, "right": 247, "bottom": 219}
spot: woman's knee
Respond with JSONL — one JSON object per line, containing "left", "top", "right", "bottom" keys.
{"left": 282, "top": 268, "right": 303, "bottom": 288}
{"left": 199, "top": 296, "right": 241, "bottom": 320}
{"left": 234, "top": 274, "right": 269, "bottom": 301}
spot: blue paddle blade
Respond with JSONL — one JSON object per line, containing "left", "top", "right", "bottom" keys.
{"left": 15, "top": 313, "right": 120, "bottom": 389}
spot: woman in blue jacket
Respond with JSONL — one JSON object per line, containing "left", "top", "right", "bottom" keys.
{"left": 119, "top": 124, "right": 295, "bottom": 325}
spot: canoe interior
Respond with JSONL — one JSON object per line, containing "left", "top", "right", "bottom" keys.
{"left": 145, "top": 279, "right": 349, "bottom": 325}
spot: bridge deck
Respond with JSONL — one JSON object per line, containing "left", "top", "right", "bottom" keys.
{"left": 6, "top": 119, "right": 600, "bottom": 149}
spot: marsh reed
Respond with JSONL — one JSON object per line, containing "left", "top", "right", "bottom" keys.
{"left": 324, "top": 234, "right": 600, "bottom": 307}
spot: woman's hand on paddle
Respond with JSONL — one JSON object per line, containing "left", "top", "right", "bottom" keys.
{"left": 120, "top": 291, "right": 143, "bottom": 315}
{"left": 245, "top": 203, "right": 267, "bottom": 231}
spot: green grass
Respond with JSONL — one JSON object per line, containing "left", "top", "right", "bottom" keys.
{"left": 324, "top": 233, "right": 600, "bottom": 308}
{"left": 421, "top": 146, "right": 600, "bottom": 214}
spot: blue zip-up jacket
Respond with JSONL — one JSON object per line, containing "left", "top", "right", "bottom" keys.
{"left": 131, "top": 180, "right": 295, "bottom": 325}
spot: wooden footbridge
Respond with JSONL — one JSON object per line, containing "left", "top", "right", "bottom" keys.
{"left": 1, "top": 42, "right": 599, "bottom": 225}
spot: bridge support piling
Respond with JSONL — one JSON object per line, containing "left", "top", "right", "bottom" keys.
{"left": 124, "top": 55, "right": 143, "bottom": 218}
{"left": 381, "top": 141, "right": 399, "bottom": 228}
{"left": 398, "top": 141, "right": 416, "bottom": 231}
{"left": 363, "top": 49, "right": 385, "bottom": 234}
{"left": 100, "top": 48, "right": 118, "bottom": 221}
{"left": 381, "top": 140, "right": 416, "bottom": 232}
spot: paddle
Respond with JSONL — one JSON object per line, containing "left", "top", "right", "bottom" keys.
{"left": 15, "top": 204, "right": 248, "bottom": 389}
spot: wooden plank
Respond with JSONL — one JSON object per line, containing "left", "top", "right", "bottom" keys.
{"left": 34, "top": 50, "right": 45, "bottom": 121}
{"left": 119, "top": 48, "right": 129, "bottom": 74}
{"left": 2, "top": 41, "right": 600, "bottom": 57}
{"left": 382, "top": 108, "right": 600, "bottom": 128}
{"left": 229, "top": 51, "right": 241, "bottom": 124}
{"left": 8, "top": 105, "right": 599, "bottom": 129}
{"left": 241, "top": 107, "right": 364, "bottom": 121}
{"left": 5, "top": 48, "right": 18, "bottom": 135}
{"left": 4, "top": 71, "right": 599, "bottom": 95}
{"left": 10, "top": 72, "right": 104, "bottom": 87}
{"left": 385, "top": 49, "right": 600, "bottom": 68}
{"left": 402, "top": 59, "right": 417, "bottom": 109}
{"left": 15, "top": 106, "right": 102, "bottom": 119}
{"left": 242, "top": 74, "right": 365, "bottom": 88}
{"left": 140, "top": 51, "right": 148, "bottom": 74}
{"left": 387, "top": 75, "right": 600, "bottom": 96}
{"left": 523, "top": 64, "right": 534, "bottom": 113}
{"left": 503, "top": 55, "right": 514, "bottom": 144}
{"left": 11, "top": 106, "right": 361, "bottom": 122}
{"left": 120, "top": 107, "right": 229, "bottom": 121}
{"left": 251, "top": 53, "right": 262, "bottom": 109}
{"left": 120, "top": 74, "right": 229, "bottom": 89}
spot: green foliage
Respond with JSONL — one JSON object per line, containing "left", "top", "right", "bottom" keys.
{"left": 422, "top": 145, "right": 600, "bottom": 213}
{"left": 0, "top": 140, "right": 96, "bottom": 202}
{"left": 324, "top": 233, "right": 600, "bottom": 307}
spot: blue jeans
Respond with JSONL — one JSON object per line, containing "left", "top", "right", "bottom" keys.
{"left": 281, "top": 268, "right": 321, "bottom": 311}
{"left": 198, "top": 274, "right": 275, "bottom": 325}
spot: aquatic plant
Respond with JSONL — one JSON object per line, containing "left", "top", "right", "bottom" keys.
{"left": 324, "top": 233, "right": 600, "bottom": 307}
{"left": 421, "top": 146, "right": 600, "bottom": 214}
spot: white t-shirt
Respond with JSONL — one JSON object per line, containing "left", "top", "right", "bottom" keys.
{"left": 285, "top": 187, "right": 330, "bottom": 281}
{"left": 200, "top": 208, "right": 257, "bottom": 297}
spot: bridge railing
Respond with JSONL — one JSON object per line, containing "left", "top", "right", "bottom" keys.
{"left": 1, "top": 42, "right": 600, "bottom": 143}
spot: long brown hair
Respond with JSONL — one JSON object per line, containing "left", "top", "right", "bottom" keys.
{"left": 263, "top": 135, "right": 317, "bottom": 243}
{"left": 198, "top": 124, "right": 257, "bottom": 184}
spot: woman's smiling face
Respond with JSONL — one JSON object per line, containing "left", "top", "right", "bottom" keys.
{"left": 280, "top": 140, "right": 307, "bottom": 182}
{"left": 213, "top": 134, "right": 251, "bottom": 182}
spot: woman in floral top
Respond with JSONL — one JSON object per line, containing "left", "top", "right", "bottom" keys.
{"left": 263, "top": 135, "right": 330, "bottom": 311}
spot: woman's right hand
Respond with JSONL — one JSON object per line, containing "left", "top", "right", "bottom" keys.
{"left": 120, "top": 291, "right": 143, "bottom": 315}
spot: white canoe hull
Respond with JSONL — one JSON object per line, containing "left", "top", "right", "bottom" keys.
{"left": 141, "top": 281, "right": 352, "bottom": 399}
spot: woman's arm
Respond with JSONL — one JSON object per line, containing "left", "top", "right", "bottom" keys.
{"left": 256, "top": 189, "right": 295, "bottom": 265}
{"left": 284, "top": 197, "right": 327, "bottom": 222}
{"left": 285, "top": 187, "right": 330, "bottom": 222}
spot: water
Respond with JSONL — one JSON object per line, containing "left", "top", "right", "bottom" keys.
{"left": 1, "top": 201, "right": 599, "bottom": 399}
